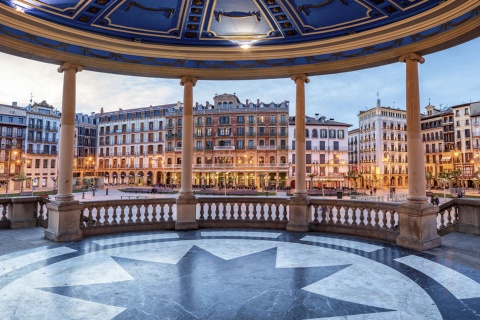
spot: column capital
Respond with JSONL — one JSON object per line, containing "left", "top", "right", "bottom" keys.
{"left": 180, "top": 76, "right": 198, "bottom": 87}
{"left": 399, "top": 53, "right": 425, "bottom": 64}
{"left": 291, "top": 73, "right": 310, "bottom": 84}
{"left": 57, "top": 62, "right": 83, "bottom": 73}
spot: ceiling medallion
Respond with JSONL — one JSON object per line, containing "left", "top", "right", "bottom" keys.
{"left": 214, "top": 11, "right": 261, "bottom": 23}
{"left": 298, "top": 0, "right": 348, "bottom": 16}
{"left": 124, "top": 1, "right": 175, "bottom": 18}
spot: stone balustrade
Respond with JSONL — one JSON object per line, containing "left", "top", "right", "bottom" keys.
{"left": 1, "top": 196, "right": 479, "bottom": 247}
{"left": 309, "top": 199, "right": 401, "bottom": 242}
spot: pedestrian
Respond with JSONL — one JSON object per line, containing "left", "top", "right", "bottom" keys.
{"left": 435, "top": 196, "right": 440, "bottom": 206}
{"left": 373, "top": 187, "right": 377, "bottom": 195}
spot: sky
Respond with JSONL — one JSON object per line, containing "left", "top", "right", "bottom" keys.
{"left": 0, "top": 37, "right": 479, "bottom": 127}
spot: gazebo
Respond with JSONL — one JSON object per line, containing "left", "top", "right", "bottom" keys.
{"left": 1, "top": 0, "right": 479, "bottom": 249}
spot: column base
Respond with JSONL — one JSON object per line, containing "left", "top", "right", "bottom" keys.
{"left": 44, "top": 201, "right": 83, "bottom": 242}
{"left": 175, "top": 195, "right": 198, "bottom": 231}
{"left": 396, "top": 201, "right": 441, "bottom": 251}
{"left": 286, "top": 195, "right": 309, "bottom": 232}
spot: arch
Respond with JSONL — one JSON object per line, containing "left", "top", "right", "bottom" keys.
{"left": 312, "top": 129, "right": 318, "bottom": 138}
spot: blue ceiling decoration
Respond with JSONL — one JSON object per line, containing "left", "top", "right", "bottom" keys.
{"left": 0, "top": 0, "right": 479, "bottom": 79}
{"left": 1, "top": 0, "right": 444, "bottom": 45}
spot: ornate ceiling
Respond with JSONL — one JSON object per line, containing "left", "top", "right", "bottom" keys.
{"left": 0, "top": 0, "right": 479, "bottom": 79}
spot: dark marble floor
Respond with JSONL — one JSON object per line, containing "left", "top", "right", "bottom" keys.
{"left": 0, "top": 229, "right": 479, "bottom": 319}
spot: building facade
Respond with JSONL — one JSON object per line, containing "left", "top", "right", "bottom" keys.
{"left": 74, "top": 112, "right": 98, "bottom": 187}
{"left": 358, "top": 99, "right": 408, "bottom": 190}
{"left": 288, "top": 114, "right": 351, "bottom": 189}
{"left": 0, "top": 103, "right": 26, "bottom": 192}
{"left": 348, "top": 128, "right": 360, "bottom": 171}
{"left": 165, "top": 94, "right": 290, "bottom": 189}
{"left": 96, "top": 104, "right": 173, "bottom": 185}
{"left": 24, "top": 100, "right": 60, "bottom": 190}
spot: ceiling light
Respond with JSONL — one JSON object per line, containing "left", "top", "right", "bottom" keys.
{"left": 14, "top": 5, "right": 25, "bottom": 12}
{"left": 240, "top": 43, "right": 251, "bottom": 50}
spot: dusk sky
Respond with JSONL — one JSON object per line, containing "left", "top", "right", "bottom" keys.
{"left": 0, "top": 37, "right": 479, "bottom": 127}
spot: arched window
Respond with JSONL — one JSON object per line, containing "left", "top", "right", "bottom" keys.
{"left": 280, "top": 156, "right": 286, "bottom": 164}
{"left": 223, "top": 102, "right": 228, "bottom": 109}
{"left": 312, "top": 129, "right": 318, "bottom": 138}
{"left": 228, "top": 101, "right": 233, "bottom": 108}
{"left": 306, "top": 129, "right": 309, "bottom": 138}
{"left": 259, "top": 156, "right": 265, "bottom": 164}
{"left": 217, "top": 102, "right": 222, "bottom": 109}
{"left": 270, "top": 156, "right": 275, "bottom": 164}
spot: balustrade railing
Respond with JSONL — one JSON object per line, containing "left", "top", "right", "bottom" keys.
{"left": 309, "top": 199, "right": 401, "bottom": 242}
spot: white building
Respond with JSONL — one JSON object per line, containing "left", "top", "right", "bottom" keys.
{"left": 288, "top": 114, "right": 351, "bottom": 189}
{"left": 358, "top": 98, "right": 408, "bottom": 190}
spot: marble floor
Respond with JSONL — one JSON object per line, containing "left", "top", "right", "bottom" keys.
{"left": 0, "top": 230, "right": 479, "bottom": 319}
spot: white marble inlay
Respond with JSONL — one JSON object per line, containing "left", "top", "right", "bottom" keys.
{"left": 0, "top": 286, "right": 125, "bottom": 320}
{"left": 0, "top": 247, "right": 76, "bottom": 277}
{"left": 309, "top": 311, "right": 400, "bottom": 320}
{"left": 93, "top": 233, "right": 179, "bottom": 246}
{"left": 395, "top": 255, "right": 480, "bottom": 299}
{"left": 110, "top": 241, "right": 194, "bottom": 264}
{"left": 201, "top": 231, "right": 281, "bottom": 238}
{"left": 193, "top": 239, "right": 278, "bottom": 260}
{"left": 300, "top": 235, "right": 384, "bottom": 252}
{"left": 275, "top": 242, "right": 352, "bottom": 268}
{"left": 16, "top": 255, "right": 134, "bottom": 288}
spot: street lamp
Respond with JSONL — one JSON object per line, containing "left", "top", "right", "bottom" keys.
{"left": 384, "top": 152, "right": 392, "bottom": 197}
{"left": 5, "top": 148, "right": 18, "bottom": 195}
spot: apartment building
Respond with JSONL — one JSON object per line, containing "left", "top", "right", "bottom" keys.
{"left": 348, "top": 128, "right": 360, "bottom": 171}
{"left": 358, "top": 98, "right": 408, "bottom": 190}
{"left": 24, "top": 100, "right": 60, "bottom": 189}
{"left": 164, "top": 94, "right": 290, "bottom": 189}
{"left": 288, "top": 114, "right": 351, "bottom": 189}
{"left": 0, "top": 103, "right": 26, "bottom": 192}
{"left": 73, "top": 112, "right": 97, "bottom": 187}
{"left": 96, "top": 104, "right": 174, "bottom": 185}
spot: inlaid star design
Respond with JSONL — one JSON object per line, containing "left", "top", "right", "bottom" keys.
{"left": 40, "top": 247, "right": 394, "bottom": 319}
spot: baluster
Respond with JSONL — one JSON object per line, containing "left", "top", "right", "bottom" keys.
{"left": 134, "top": 205, "right": 141, "bottom": 223}
{"left": 273, "top": 203, "right": 280, "bottom": 221}
{"left": 207, "top": 203, "right": 212, "bottom": 220}
{"left": 342, "top": 207, "right": 350, "bottom": 226}
{"left": 167, "top": 204, "right": 174, "bottom": 222}
{"left": 439, "top": 209, "right": 445, "bottom": 228}
{"left": 319, "top": 205, "right": 326, "bottom": 224}
{"left": 312, "top": 204, "right": 319, "bottom": 223}
{"left": 454, "top": 205, "right": 459, "bottom": 223}
{"left": 358, "top": 207, "right": 365, "bottom": 226}
{"left": 372, "top": 209, "right": 379, "bottom": 228}
{"left": 245, "top": 203, "right": 251, "bottom": 221}
{"left": 222, "top": 203, "right": 228, "bottom": 220}
{"left": 38, "top": 203, "right": 45, "bottom": 221}
{"left": 335, "top": 206, "right": 342, "bottom": 225}
{"left": 159, "top": 204, "right": 165, "bottom": 222}
{"left": 282, "top": 204, "right": 288, "bottom": 221}
{"left": 381, "top": 209, "right": 388, "bottom": 229}
{"left": 199, "top": 203, "right": 205, "bottom": 220}
{"left": 87, "top": 208, "right": 94, "bottom": 227}
{"left": 440, "top": 207, "right": 455, "bottom": 227}
{"left": 327, "top": 206, "right": 333, "bottom": 224}
{"left": 348, "top": 207, "right": 356, "bottom": 226}
{"left": 234, "top": 203, "right": 240, "bottom": 220}
{"left": 259, "top": 203, "right": 265, "bottom": 221}
{"left": 111, "top": 205, "right": 118, "bottom": 225}
{"left": 214, "top": 203, "right": 220, "bottom": 220}
{"left": 150, "top": 204, "right": 157, "bottom": 223}
{"left": 119, "top": 205, "right": 126, "bottom": 224}
{"left": 103, "top": 205, "right": 111, "bottom": 226}
{"left": 94, "top": 207, "right": 101, "bottom": 226}
{"left": 252, "top": 202, "right": 258, "bottom": 221}
{"left": 388, "top": 211, "right": 396, "bottom": 230}
{"left": 127, "top": 205, "right": 134, "bottom": 223}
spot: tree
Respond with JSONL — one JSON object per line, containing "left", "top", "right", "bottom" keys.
{"left": 472, "top": 171, "right": 480, "bottom": 192}
{"left": 346, "top": 166, "right": 363, "bottom": 193}
{"left": 437, "top": 170, "right": 461, "bottom": 201}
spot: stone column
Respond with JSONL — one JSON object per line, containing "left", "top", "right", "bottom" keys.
{"left": 176, "top": 76, "right": 198, "bottom": 230}
{"left": 287, "top": 74, "right": 310, "bottom": 232}
{"left": 45, "top": 63, "right": 83, "bottom": 242}
{"left": 397, "top": 53, "right": 441, "bottom": 250}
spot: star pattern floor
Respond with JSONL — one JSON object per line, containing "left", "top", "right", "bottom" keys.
{"left": 0, "top": 230, "right": 479, "bottom": 319}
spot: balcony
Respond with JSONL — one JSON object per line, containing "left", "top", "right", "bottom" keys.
{"left": 214, "top": 146, "right": 235, "bottom": 151}
{"left": 257, "top": 145, "right": 276, "bottom": 150}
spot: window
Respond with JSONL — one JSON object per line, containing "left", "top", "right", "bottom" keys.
{"left": 456, "top": 121, "right": 460, "bottom": 126}
{"left": 270, "top": 115, "right": 275, "bottom": 123}
{"left": 237, "top": 140, "right": 244, "bottom": 148}
{"left": 338, "top": 130, "right": 345, "bottom": 139}
{"left": 305, "top": 129, "right": 309, "bottom": 138}
{"left": 51, "top": 159, "right": 56, "bottom": 168}
{"left": 455, "top": 110, "right": 460, "bottom": 117}
{"left": 329, "top": 129, "right": 336, "bottom": 138}
{"left": 237, "top": 116, "right": 244, "bottom": 124}
{"left": 35, "top": 159, "right": 40, "bottom": 168}
{"left": 465, "top": 108, "right": 469, "bottom": 115}
{"left": 306, "top": 141, "right": 311, "bottom": 150}
{"left": 319, "top": 141, "right": 325, "bottom": 150}
{"left": 248, "top": 140, "right": 254, "bottom": 149}
{"left": 312, "top": 129, "right": 318, "bottom": 138}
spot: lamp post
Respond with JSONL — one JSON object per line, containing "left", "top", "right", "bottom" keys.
{"left": 384, "top": 152, "right": 392, "bottom": 197}
{"left": 5, "top": 148, "right": 18, "bottom": 195}
{"left": 454, "top": 150, "right": 464, "bottom": 193}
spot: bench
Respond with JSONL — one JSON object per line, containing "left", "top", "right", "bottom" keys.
{"left": 19, "top": 191, "right": 33, "bottom": 196}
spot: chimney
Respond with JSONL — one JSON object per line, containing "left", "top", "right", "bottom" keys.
{"left": 196, "top": 102, "right": 199, "bottom": 108}
{"left": 257, "top": 99, "right": 260, "bottom": 106}
{"left": 12, "top": 102, "right": 17, "bottom": 107}
{"left": 246, "top": 99, "right": 249, "bottom": 105}
{"left": 315, "top": 113, "right": 319, "bottom": 120}
{"left": 100, "top": 107, "right": 104, "bottom": 114}
{"left": 206, "top": 101, "right": 210, "bottom": 108}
